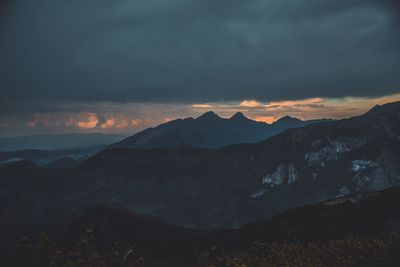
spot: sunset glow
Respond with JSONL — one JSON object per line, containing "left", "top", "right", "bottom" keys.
{"left": 1, "top": 94, "right": 399, "bottom": 136}
{"left": 240, "top": 100, "right": 262, "bottom": 107}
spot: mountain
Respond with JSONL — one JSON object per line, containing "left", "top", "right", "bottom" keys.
{"left": 76, "top": 101, "right": 400, "bottom": 228}
{"left": 0, "top": 133, "right": 125, "bottom": 151}
{"left": 3, "top": 185, "right": 399, "bottom": 266}
{"left": 0, "top": 101, "right": 399, "bottom": 239}
{"left": 110, "top": 112, "right": 329, "bottom": 149}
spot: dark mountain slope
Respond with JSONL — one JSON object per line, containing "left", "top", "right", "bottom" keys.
{"left": 215, "top": 188, "right": 400, "bottom": 246}
{"left": 57, "top": 187, "right": 400, "bottom": 266}
{"left": 62, "top": 204, "right": 206, "bottom": 266}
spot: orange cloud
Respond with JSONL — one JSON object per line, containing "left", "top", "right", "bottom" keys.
{"left": 64, "top": 113, "right": 143, "bottom": 130}
{"left": 374, "top": 94, "right": 400, "bottom": 105}
{"left": 267, "top": 98, "right": 324, "bottom": 108}
{"left": 131, "top": 119, "right": 143, "bottom": 126}
{"left": 77, "top": 113, "right": 99, "bottom": 129}
{"left": 252, "top": 116, "right": 276, "bottom": 124}
{"left": 100, "top": 118, "right": 116, "bottom": 129}
{"left": 240, "top": 100, "right": 263, "bottom": 107}
{"left": 66, "top": 113, "right": 99, "bottom": 129}
{"left": 100, "top": 116, "right": 133, "bottom": 129}
{"left": 115, "top": 119, "right": 129, "bottom": 129}
{"left": 192, "top": 103, "right": 213, "bottom": 108}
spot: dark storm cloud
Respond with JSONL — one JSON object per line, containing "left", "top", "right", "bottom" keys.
{"left": 0, "top": 0, "right": 399, "bottom": 114}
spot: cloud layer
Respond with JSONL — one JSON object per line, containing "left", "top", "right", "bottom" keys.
{"left": 1, "top": 0, "right": 399, "bottom": 115}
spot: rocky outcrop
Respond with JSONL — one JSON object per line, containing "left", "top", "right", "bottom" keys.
{"left": 305, "top": 137, "right": 368, "bottom": 167}
{"left": 350, "top": 151, "right": 400, "bottom": 192}
{"left": 262, "top": 163, "right": 298, "bottom": 187}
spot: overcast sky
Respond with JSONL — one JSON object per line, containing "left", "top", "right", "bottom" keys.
{"left": 0, "top": 0, "right": 399, "bottom": 136}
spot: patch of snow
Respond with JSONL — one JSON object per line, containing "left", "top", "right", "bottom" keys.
{"left": 262, "top": 165, "right": 286, "bottom": 187}
{"left": 287, "top": 163, "right": 298, "bottom": 184}
{"left": 351, "top": 155, "right": 396, "bottom": 192}
{"left": 351, "top": 160, "right": 378, "bottom": 172}
{"left": 262, "top": 163, "right": 298, "bottom": 187}
{"left": 305, "top": 137, "right": 368, "bottom": 167}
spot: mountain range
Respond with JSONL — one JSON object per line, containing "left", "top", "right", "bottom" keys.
{"left": 0, "top": 114, "right": 325, "bottom": 168}
{"left": 0, "top": 146, "right": 105, "bottom": 168}
{"left": 0, "top": 101, "right": 399, "bottom": 243}
{"left": 110, "top": 112, "right": 330, "bottom": 149}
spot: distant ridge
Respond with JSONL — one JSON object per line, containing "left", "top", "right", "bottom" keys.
{"left": 110, "top": 112, "right": 328, "bottom": 149}
{"left": 0, "top": 133, "right": 125, "bottom": 152}
{"left": 230, "top": 112, "right": 249, "bottom": 121}
{"left": 365, "top": 101, "right": 400, "bottom": 116}
{"left": 274, "top": 115, "right": 302, "bottom": 123}
{"left": 196, "top": 111, "right": 221, "bottom": 120}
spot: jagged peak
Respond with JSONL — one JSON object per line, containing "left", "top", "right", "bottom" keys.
{"left": 230, "top": 112, "right": 248, "bottom": 121}
{"left": 365, "top": 101, "right": 400, "bottom": 115}
{"left": 274, "top": 115, "right": 302, "bottom": 124}
{"left": 196, "top": 111, "right": 221, "bottom": 120}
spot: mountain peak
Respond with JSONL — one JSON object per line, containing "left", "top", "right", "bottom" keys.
{"left": 275, "top": 115, "right": 302, "bottom": 124}
{"left": 365, "top": 101, "right": 400, "bottom": 116}
{"left": 230, "top": 112, "right": 248, "bottom": 121}
{"left": 196, "top": 111, "right": 221, "bottom": 120}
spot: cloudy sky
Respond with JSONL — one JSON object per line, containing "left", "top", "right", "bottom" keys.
{"left": 0, "top": 0, "right": 399, "bottom": 136}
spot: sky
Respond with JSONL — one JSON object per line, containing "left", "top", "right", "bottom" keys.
{"left": 0, "top": 0, "right": 399, "bottom": 136}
